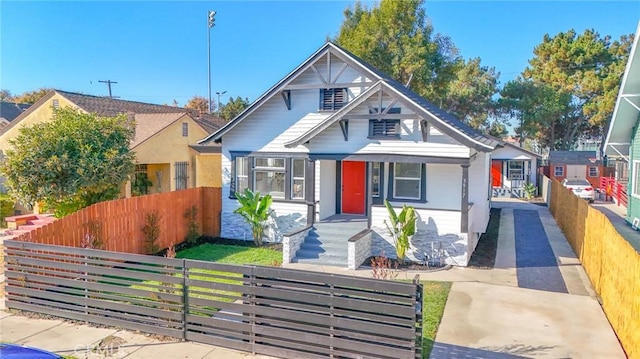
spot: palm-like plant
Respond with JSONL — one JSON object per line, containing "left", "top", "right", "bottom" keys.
{"left": 233, "top": 189, "right": 273, "bottom": 246}
{"left": 383, "top": 200, "right": 416, "bottom": 264}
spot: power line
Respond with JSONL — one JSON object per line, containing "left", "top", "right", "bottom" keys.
{"left": 98, "top": 80, "right": 119, "bottom": 99}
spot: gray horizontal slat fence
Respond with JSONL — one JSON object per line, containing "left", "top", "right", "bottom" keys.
{"left": 4, "top": 240, "right": 186, "bottom": 338}
{"left": 4, "top": 240, "right": 422, "bottom": 359}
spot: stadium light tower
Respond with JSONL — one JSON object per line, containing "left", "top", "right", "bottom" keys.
{"left": 207, "top": 10, "right": 216, "bottom": 114}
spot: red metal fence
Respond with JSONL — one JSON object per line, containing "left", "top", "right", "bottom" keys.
{"left": 15, "top": 187, "right": 221, "bottom": 254}
{"left": 599, "top": 177, "right": 628, "bottom": 207}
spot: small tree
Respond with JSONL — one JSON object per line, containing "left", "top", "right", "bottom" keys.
{"left": 184, "top": 205, "right": 200, "bottom": 244}
{"left": 142, "top": 210, "right": 162, "bottom": 254}
{"left": 383, "top": 200, "right": 416, "bottom": 264}
{"left": 0, "top": 107, "right": 135, "bottom": 217}
{"left": 0, "top": 193, "right": 14, "bottom": 228}
{"left": 233, "top": 189, "right": 272, "bottom": 246}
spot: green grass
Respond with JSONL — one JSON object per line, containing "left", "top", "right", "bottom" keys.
{"left": 176, "top": 243, "right": 281, "bottom": 265}
{"left": 421, "top": 281, "right": 452, "bottom": 358}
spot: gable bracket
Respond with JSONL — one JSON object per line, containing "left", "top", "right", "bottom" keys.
{"left": 339, "top": 119, "right": 349, "bottom": 141}
{"left": 281, "top": 90, "right": 291, "bottom": 110}
{"left": 331, "top": 63, "right": 348, "bottom": 84}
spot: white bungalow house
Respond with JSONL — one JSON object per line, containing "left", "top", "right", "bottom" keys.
{"left": 199, "top": 42, "right": 501, "bottom": 267}
{"left": 491, "top": 143, "right": 540, "bottom": 198}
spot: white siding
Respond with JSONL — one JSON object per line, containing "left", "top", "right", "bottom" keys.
{"left": 288, "top": 55, "right": 373, "bottom": 99}
{"left": 425, "top": 164, "right": 462, "bottom": 210}
{"left": 468, "top": 152, "right": 491, "bottom": 234}
{"left": 492, "top": 146, "right": 539, "bottom": 186}
{"left": 308, "top": 119, "right": 470, "bottom": 157}
{"left": 318, "top": 160, "right": 336, "bottom": 220}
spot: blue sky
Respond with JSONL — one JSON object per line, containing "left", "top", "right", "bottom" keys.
{"left": 1, "top": 1, "right": 639, "bottom": 108}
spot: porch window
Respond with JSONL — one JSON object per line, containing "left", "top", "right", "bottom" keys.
{"left": 372, "top": 162, "right": 384, "bottom": 205}
{"left": 554, "top": 166, "right": 564, "bottom": 177}
{"left": 254, "top": 158, "right": 286, "bottom": 199}
{"left": 633, "top": 161, "right": 640, "bottom": 197}
{"left": 508, "top": 161, "right": 524, "bottom": 180}
{"left": 391, "top": 162, "right": 424, "bottom": 201}
{"left": 320, "top": 88, "right": 346, "bottom": 111}
{"left": 589, "top": 166, "right": 598, "bottom": 177}
{"left": 291, "top": 158, "right": 305, "bottom": 199}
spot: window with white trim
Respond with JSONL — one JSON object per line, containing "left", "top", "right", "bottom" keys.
{"left": 254, "top": 158, "right": 286, "bottom": 199}
{"left": 588, "top": 166, "right": 598, "bottom": 177}
{"left": 291, "top": 158, "right": 305, "bottom": 199}
{"left": 554, "top": 166, "right": 564, "bottom": 177}
{"left": 393, "top": 163, "right": 422, "bottom": 200}
{"left": 508, "top": 161, "right": 524, "bottom": 180}
{"left": 633, "top": 161, "right": 640, "bottom": 197}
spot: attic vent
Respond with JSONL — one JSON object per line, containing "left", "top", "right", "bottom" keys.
{"left": 52, "top": 99, "right": 60, "bottom": 109}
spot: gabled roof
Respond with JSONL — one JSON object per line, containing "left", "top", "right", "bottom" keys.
{"left": 548, "top": 151, "right": 598, "bottom": 165}
{"left": 604, "top": 22, "right": 640, "bottom": 159}
{"left": 132, "top": 113, "right": 188, "bottom": 148}
{"left": 493, "top": 141, "right": 541, "bottom": 158}
{"left": 0, "top": 102, "right": 30, "bottom": 122}
{"left": 199, "top": 42, "right": 499, "bottom": 152}
{"left": 1, "top": 90, "right": 223, "bottom": 136}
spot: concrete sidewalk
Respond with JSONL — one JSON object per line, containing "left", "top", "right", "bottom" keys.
{"left": 1, "top": 198, "right": 626, "bottom": 358}
{"left": 0, "top": 310, "right": 276, "bottom": 359}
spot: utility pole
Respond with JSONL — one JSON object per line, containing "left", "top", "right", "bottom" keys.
{"left": 207, "top": 10, "right": 216, "bottom": 114}
{"left": 99, "top": 80, "right": 118, "bottom": 99}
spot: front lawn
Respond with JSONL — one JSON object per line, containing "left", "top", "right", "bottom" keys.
{"left": 176, "top": 243, "right": 281, "bottom": 265}
{"left": 421, "top": 281, "right": 452, "bottom": 357}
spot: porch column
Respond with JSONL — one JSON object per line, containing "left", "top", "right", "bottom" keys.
{"left": 367, "top": 161, "right": 373, "bottom": 228}
{"left": 461, "top": 163, "right": 470, "bottom": 233}
{"left": 306, "top": 159, "right": 316, "bottom": 226}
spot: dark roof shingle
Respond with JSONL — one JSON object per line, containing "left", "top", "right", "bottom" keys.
{"left": 548, "top": 151, "right": 599, "bottom": 165}
{"left": 0, "top": 102, "right": 30, "bottom": 122}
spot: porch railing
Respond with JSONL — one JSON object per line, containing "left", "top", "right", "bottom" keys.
{"left": 600, "top": 176, "right": 628, "bottom": 207}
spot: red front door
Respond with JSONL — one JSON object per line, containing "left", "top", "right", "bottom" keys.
{"left": 342, "top": 161, "right": 366, "bottom": 214}
{"left": 491, "top": 160, "right": 502, "bottom": 187}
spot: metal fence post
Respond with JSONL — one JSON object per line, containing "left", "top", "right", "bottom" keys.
{"left": 182, "top": 258, "right": 188, "bottom": 340}
{"left": 250, "top": 266, "right": 256, "bottom": 355}
{"left": 413, "top": 275, "right": 423, "bottom": 359}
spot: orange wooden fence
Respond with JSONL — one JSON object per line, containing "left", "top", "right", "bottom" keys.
{"left": 16, "top": 187, "right": 221, "bottom": 254}
{"left": 550, "top": 180, "right": 639, "bottom": 358}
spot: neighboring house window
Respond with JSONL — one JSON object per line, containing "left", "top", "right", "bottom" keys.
{"left": 254, "top": 157, "right": 286, "bottom": 199}
{"left": 633, "top": 161, "right": 640, "bottom": 197}
{"left": 175, "top": 161, "right": 188, "bottom": 190}
{"left": 390, "top": 162, "right": 425, "bottom": 201}
{"left": 372, "top": 162, "right": 384, "bottom": 205}
{"left": 554, "top": 166, "right": 564, "bottom": 177}
{"left": 291, "top": 158, "right": 305, "bottom": 199}
{"left": 320, "top": 88, "right": 346, "bottom": 111}
{"left": 508, "top": 161, "right": 524, "bottom": 180}
{"left": 369, "top": 108, "right": 401, "bottom": 138}
{"left": 589, "top": 166, "right": 598, "bottom": 177}
{"left": 182, "top": 123, "right": 188, "bottom": 137}
{"left": 133, "top": 164, "right": 151, "bottom": 195}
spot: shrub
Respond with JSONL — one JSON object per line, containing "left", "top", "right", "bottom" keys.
{"left": 383, "top": 200, "right": 416, "bottom": 264}
{"left": 233, "top": 188, "right": 272, "bottom": 246}
{"left": 184, "top": 205, "right": 200, "bottom": 244}
{"left": 141, "top": 210, "right": 162, "bottom": 254}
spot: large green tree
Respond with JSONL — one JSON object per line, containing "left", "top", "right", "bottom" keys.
{"left": 519, "top": 29, "right": 633, "bottom": 150}
{"left": 0, "top": 107, "right": 136, "bottom": 217}
{"left": 334, "top": 0, "right": 499, "bottom": 132}
{"left": 219, "top": 96, "right": 250, "bottom": 121}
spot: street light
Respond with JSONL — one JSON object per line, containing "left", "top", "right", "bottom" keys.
{"left": 216, "top": 91, "right": 227, "bottom": 117}
{"left": 207, "top": 10, "right": 216, "bottom": 114}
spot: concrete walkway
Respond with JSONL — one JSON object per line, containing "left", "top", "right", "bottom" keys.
{"left": 1, "top": 198, "right": 626, "bottom": 358}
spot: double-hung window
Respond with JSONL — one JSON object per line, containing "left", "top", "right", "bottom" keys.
{"left": 554, "top": 166, "right": 564, "bottom": 177}
{"left": 391, "top": 163, "right": 424, "bottom": 201}
{"left": 320, "top": 88, "right": 347, "bottom": 111}
{"left": 508, "top": 161, "right": 524, "bottom": 180}
{"left": 291, "top": 158, "right": 305, "bottom": 200}
{"left": 235, "top": 157, "right": 249, "bottom": 194}
{"left": 254, "top": 158, "right": 286, "bottom": 199}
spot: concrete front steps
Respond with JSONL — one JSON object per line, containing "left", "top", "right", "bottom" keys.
{"left": 293, "top": 216, "right": 368, "bottom": 267}
{"left": 2, "top": 214, "right": 55, "bottom": 240}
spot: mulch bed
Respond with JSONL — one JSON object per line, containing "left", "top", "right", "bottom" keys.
{"left": 361, "top": 256, "right": 450, "bottom": 272}
{"left": 467, "top": 207, "right": 501, "bottom": 268}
